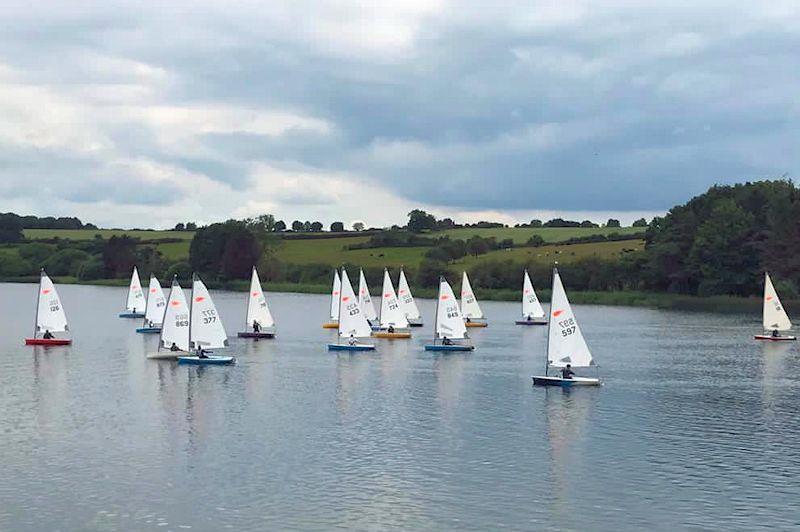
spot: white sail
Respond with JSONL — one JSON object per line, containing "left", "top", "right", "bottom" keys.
{"left": 246, "top": 267, "right": 275, "bottom": 329}
{"left": 522, "top": 270, "right": 545, "bottom": 319}
{"left": 143, "top": 275, "right": 166, "bottom": 325}
{"left": 337, "top": 269, "right": 372, "bottom": 338}
{"left": 35, "top": 270, "right": 68, "bottom": 334}
{"left": 190, "top": 275, "right": 228, "bottom": 350}
{"left": 397, "top": 268, "right": 421, "bottom": 320}
{"left": 125, "top": 266, "right": 146, "bottom": 312}
{"left": 160, "top": 278, "right": 190, "bottom": 351}
{"left": 379, "top": 269, "right": 408, "bottom": 328}
{"left": 329, "top": 270, "right": 341, "bottom": 321}
{"left": 358, "top": 269, "right": 378, "bottom": 322}
{"left": 435, "top": 277, "right": 467, "bottom": 340}
{"left": 547, "top": 268, "right": 593, "bottom": 368}
{"left": 763, "top": 272, "right": 792, "bottom": 331}
{"left": 460, "top": 271, "right": 484, "bottom": 319}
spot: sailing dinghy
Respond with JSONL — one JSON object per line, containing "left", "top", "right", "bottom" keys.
{"left": 755, "top": 272, "right": 796, "bottom": 341}
{"left": 372, "top": 268, "right": 412, "bottom": 339}
{"left": 136, "top": 275, "right": 166, "bottom": 333}
{"left": 328, "top": 268, "right": 376, "bottom": 351}
{"left": 119, "top": 266, "right": 146, "bottom": 318}
{"left": 322, "top": 270, "right": 341, "bottom": 328}
{"left": 358, "top": 269, "right": 379, "bottom": 326}
{"left": 177, "top": 274, "right": 236, "bottom": 365}
{"left": 424, "top": 276, "right": 474, "bottom": 352}
{"left": 461, "top": 271, "right": 487, "bottom": 327}
{"left": 532, "top": 266, "right": 601, "bottom": 386}
{"left": 516, "top": 269, "right": 547, "bottom": 325}
{"left": 25, "top": 269, "right": 72, "bottom": 346}
{"left": 238, "top": 267, "right": 276, "bottom": 338}
{"left": 398, "top": 268, "right": 423, "bottom": 327}
{"left": 148, "top": 277, "right": 190, "bottom": 360}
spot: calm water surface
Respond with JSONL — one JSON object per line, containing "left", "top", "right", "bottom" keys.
{"left": 1, "top": 282, "right": 799, "bottom": 531}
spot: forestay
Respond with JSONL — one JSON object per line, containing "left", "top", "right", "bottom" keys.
{"left": 144, "top": 275, "right": 166, "bottom": 325}
{"left": 460, "top": 271, "right": 484, "bottom": 319}
{"left": 547, "top": 268, "right": 593, "bottom": 368}
{"left": 36, "top": 270, "right": 69, "bottom": 333}
{"left": 522, "top": 270, "right": 545, "bottom": 318}
{"left": 338, "top": 269, "right": 372, "bottom": 338}
{"left": 160, "top": 278, "right": 190, "bottom": 351}
{"left": 435, "top": 277, "right": 467, "bottom": 340}
{"left": 398, "top": 269, "right": 421, "bottom": 320}
{"left": 126, "top": 267, "right": 146, "bottom": 312}
{"left": 763, "top": 272, "right": 792, "bottom": 331}
{"left": 246, "top": 267, "right": 275, "bottom": 328}
{"left": 190, "top": 275, "right": 228, "bottom": 350}
{"left": 329, "top": 270, "right": 341, "bottom": 321}
{"left": 358, "top": 269, "right": 378, "bottom": 322}
{"left": 380, "top": 269, "right": 408, "bottom": 328}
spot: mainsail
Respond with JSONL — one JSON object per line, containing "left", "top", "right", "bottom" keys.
{"left": 337, "top": 269, "right": 372, "bottom": 338}
{"left": 435, "top": 277, "right": 467, "bottom": 340}
{"left": 36, "top": 270, "right": 69, "bottom": 334}
{"left": 763, "top": 272, "right": 792, "bottom": 331}
{"left": 190, "top": 275, "right": 228, "bottom": 350}
{"left": 522, "top": 269, "right": 545, "bottom": 319}
{"left": 125, "top": 266, "right": 146, "bottom": 312}
{"left": 358, "top": 269, "right": 378, "bottom": 322}
{"left": 547, "top": 268, "right": 593, "bottom": 368}
{"left": 160, "top": 278, "right": 190, "bottom": 351}
{"left": 143, "top": 275, "right": 166, "bottom": 326}
{"left": 460, "top": 271, "right": 484, "bottom": 319}
{"left": 379, "top": 269, "right": 408, "bottom": 328}
{"left": 246, "top": 267, "right": 275, "bottom": 329}
{"left": 397, "top": 268, "right": 421, "bottom": 320}
{"left": 329, "top": 270, "right": 341, "bottom": 321}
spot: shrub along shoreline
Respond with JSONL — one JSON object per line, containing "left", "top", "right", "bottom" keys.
{"left": 0, "top": 276, "right": 769, "bottom": 314}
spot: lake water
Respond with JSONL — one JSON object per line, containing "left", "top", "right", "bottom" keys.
{"left": 1, "top": 282, "right": 799, "bottom": 531}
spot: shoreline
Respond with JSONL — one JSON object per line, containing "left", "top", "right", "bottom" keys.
{"left": 0, "top": 276, "right": 767, "bottom": 313}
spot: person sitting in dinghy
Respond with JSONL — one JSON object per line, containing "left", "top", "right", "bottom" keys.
{"left": 442, "top": 337, "right": 453, "bottom": 346}
{"left": 388, "top": 325, "right": 395, "bottom": 334}
{"left": 348, "top": 334, "right": 358, "bottom": 346}
{"left": 561, "top": 364, "right": 575, "bottom": 380}
{"left": 253, "top": 320, "right": 261, "bottom": 333}
{"left": 42, "top": 330, "right": 54, "bottom": 339}
{"left": 772, "top": 329, "right": 780, "bottom": 338}
{"left": 197, "top": 348, "right": 209, "bottom": 359}
{"left": 170, "top": 342, "right": 180, "bottom": 352}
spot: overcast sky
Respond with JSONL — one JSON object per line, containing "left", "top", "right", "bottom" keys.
{"left": 0, "top": 1, "right": 798, "bottom": 228}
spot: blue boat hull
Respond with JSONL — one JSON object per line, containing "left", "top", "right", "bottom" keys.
{"left": 135, "top": 327, "right": 162, "bottom": 334}
{"left": 119, "top": 312, "right": 145, "bottom": 318}
{"left": 328, "top": 343, "right": 376, "bottom": 352}
{"left": 424, "top": 344, "right": 474, "bottom": 352}
{"left": 177, "top": 356, "right": 236, "bottom": 365}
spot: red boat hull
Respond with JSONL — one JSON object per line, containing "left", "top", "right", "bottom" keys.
{"left": 25, "top": 338, "right": 72, "bottom": 346}
{"left": 754, "top": 335, "right": 796, "bottom": 341}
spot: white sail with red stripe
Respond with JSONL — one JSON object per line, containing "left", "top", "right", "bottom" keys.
{"left": 337, "top": 268, "right": 372, "bottom": 338}
{"left": 547, "top": 268, "right": 593, "bottom": 368}
{"left": 435, "top": 277, "right": 467, "bottom": 340}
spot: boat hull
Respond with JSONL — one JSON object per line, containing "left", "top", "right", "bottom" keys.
{"left": 328, "top": 343, "right": 376, "bottom": 351}
{"left": 322, "top": 321, "right": 339, "bottom": 329}
{"left": 177, "top": 355, "right": 236, "bottom": 365}
{"left": 371, "top": 331, "right": 412, "bottom": 339}
{"left": 424, "top": 344, "right": 474, "bottom": 352}
{"left": 25, "top": 338, "right": 71, "bottom": 346}
{"left": 754, "top": 335, "right": 797, "bottom": 341}
{"left": 237, "top": 331, "right": 276, "bottom": 338}
{"left": 464, "top": 321, "right": 488, "bottom": 328}
{"left": 135, "top": 327, "right": 162, "bottom": 334}
{"left": 119, "top": 312, "right": 146, "bottom": 318}
{"left": 515, "top": 319, "right": 548, "bottom": 326}
{"left": 532, "top": 375, "right": 601, "bottom": 387}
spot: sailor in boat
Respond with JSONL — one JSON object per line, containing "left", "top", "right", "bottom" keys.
{"left": 197, "top": 348, "right": 209, "bottom": 359}
{"left": 348, "top": 334, "right": 358, "bottom": 346}
{"left": 442, "top": 337, "right": 453, "bottom": 346}
{"left": 252, "top": 320, "right": 261, "bottom": 334}
{"left": 561, "top": 364, "right": 575, "bottom": 380}
{"left": 388, "top": 325, "right": 395, "bottom": 334}
{"left": 772, "top": 329, "right": 780, "bottom": 338}
{"left": 465, "top": 317, "right": 471, "bottom": 324}
{"left": 42, "top": 330, "right": 54, "bottom": 339}
{"left": 170, "top": 342, "right": 180, "bottom": 352}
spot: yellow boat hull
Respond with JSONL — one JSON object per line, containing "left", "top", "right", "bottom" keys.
{"left": 322, "top": 321, "right": 339, "bottom": 329}
{"left": 465, "top": 321, "right": 488, "bottom": 328}
{"left": 372, "top": 331, "right": 412, "bottom": 339}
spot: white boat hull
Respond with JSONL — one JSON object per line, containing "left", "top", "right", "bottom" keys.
{"left": 532, "top": 375, "right": 601, "bottom": 387}
{"left": 147, "top": 351, "right": 185, "bottom": 360}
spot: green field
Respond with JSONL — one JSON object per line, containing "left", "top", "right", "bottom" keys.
{"left": 441, "top": 226, "right": 641, "bottom": 244}
{"left": 24, "top": 229, "right": 193, "bottom": 241}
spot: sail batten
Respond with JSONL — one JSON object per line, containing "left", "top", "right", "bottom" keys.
{"left": 547, "top": 268, "right": 593, "bottom": 368}
{"left": 763, "top": 272, "right": 792, "bottom": 331}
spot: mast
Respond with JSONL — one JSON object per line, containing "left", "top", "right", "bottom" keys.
{"left": 545, "top": 264, "right": 557, "bottom": 375}
{"left": 337, "top": 266, "right": 345, "bottom": 344}
{"left": 246, "top": 266, "right": 254, "bottom": 331}
{"left": 189, "top": 273, "right": 196, "bottom": 353}
{"left": 432, "top": 275, "right": 442, "bottom": 345}
{"left": 522, "top": 269, "right": 526, "bottom": 318}
{"left": 330, "top": 269, "right": 337, "bottom": 322}
{"left": 33, "top": 268, "right": 43, "bottom": 338}
{"left": 157, "top": 275, "right": 175, "bottom": 353}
